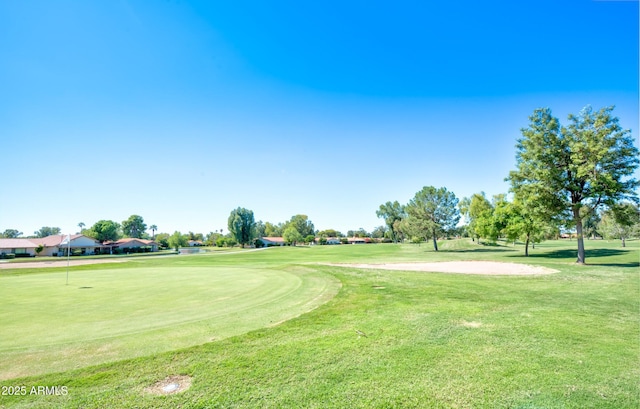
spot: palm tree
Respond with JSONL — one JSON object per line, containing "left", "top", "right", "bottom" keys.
{"left": 150, "top": 225, "right": 158, "bottom": 240}
{"left": 78, "top": 222, "right": 85, "bottom": 234}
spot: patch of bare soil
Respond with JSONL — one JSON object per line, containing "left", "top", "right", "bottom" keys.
{"left": 0, "top": 259, "right": 127, "bottom": 269}
{"left": 144, "top": 375, "right": 192, "bottom": 395}
{"left": 326, "top": 261, "right": 557, "bottom": 275}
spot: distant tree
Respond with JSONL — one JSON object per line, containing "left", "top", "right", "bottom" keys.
{"left": 304, "top": 234, "right": 316, "bottom": 244}
{"left": 187, "top": 232, "right": 204, "bottom": 241}
{"left": 264, "top": 222, "right": 283, "bottom": 237}
{"left": 283, "top": 226, "right": 303, "bottom": 246}
{"left": 598, "top": 203, "right": 640, "bottom": 247}
{"left": 376, "top": 201, "right": 406, "bottom": 243}
{"left": 86, "top": 220, "right": 121, "bottom": 242}
{"left": 459, "top": 192, "right": 492, "bottom": 243}
{"left": 254, "top": 220, "right": 266, "bottom": 238}
{"left": 582, "top": 211, "right": 601, "bottom": 240}
{"left": 500, "top": 199, "right": 548, "bottom": 256}
{"left": 228, "top": 207, "right": 256, "bottom": 248}
{"left": 285, "top": 215, "right": 315, "bottom": 238}
{"left": 155, "top": 233, "right": 170, "bottom": 249}
{"left": 405, "top": 186, "right": 460, "bottom": 251}
{"left": 371, "top": 225, "right": 387, "bottom": 239}
{"left": 122, "top": 215, "right": 147, "bottom": 238}
{"left": 168, "top": 231, "right": 188, "bottom": 251}
{"left": 347, "top": 228, "right": 370, "bottom": 238}
{"left": 206, "top": 232, "right": 222, "bottom": 246}
{"left": 318, "top": 229, "right": 343, "bottom": 238}
{"left": 35, "top": 244, "right": 44, "bottom": 255}
{"left": 34, "top": 227, "right": 61, "bottom": 238}
{"left": 1, "top": 229, "right": 23, "bottom": 238}
{"left": 475, "top": 194, "right": 511, "bottom": 243}
{"left": 77, "top": 222, "right": 85, "bottom": 234}
{"left": 149, "top": 225, "right": 158, "bottom": 240}
{"left": 507, "top": 106, "right": 639, "bottom": 263}
{"left": 216, "top": 236, "right": 237, "bottom": 247}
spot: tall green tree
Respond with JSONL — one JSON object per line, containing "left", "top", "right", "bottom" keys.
{"left": 34, "top": 226, "right": 61, "bottom": 238}
{"left": 228, "top": 207, "right": 256, "bottom": 248}
{"left": 122, "top": 215, "right": 147, "bottom": 238}
{"left": 86, "top": 220, "right": 120, "bottom": 242}
{"left": 376, "top": 201, "right": 406, "bottom": 243}
{"left": 507, "top": 106, "right": 639, "bottom": 264}
{"left": 405, "top": 186, "right": 460, "bottom": 251}
{"left": 77, "top": 222, "right": 85, "bottom": 234}
{"left": 285, "top": 215, "right": 315, "bottom": 238}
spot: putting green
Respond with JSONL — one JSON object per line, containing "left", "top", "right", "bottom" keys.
{"left": 0, "top": 265, "right": 339, "bottom": 380}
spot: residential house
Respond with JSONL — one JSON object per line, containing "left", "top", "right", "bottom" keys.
{"left": 259, "top": 237, "right": 286, "bottom": 246}
{"left": 0, "top": 235, "right": 104, "bottom": 257}
{"left": 106, "top": 238, "right": 159, "bottom": 253}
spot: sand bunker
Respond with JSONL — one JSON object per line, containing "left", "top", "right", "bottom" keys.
{"left": 328, "top": 261, "right": 557, "bottom": 275}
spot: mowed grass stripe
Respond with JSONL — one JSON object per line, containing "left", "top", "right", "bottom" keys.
{"left": 0, "top": 265, "right": 340, "bottom": 380}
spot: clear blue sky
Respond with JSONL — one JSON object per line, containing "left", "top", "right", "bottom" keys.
{"left": 1, "top": 0, "right": 638, "bottom": 237}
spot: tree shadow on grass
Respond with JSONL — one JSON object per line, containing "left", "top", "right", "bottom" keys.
{"left": 507, "top": 248, "right": 639, "bottom": 268}
{"left": 436, "top": 248, "right": 517, "bottom": 253}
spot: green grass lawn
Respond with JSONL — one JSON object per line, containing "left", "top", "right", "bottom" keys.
{"left": 0, "top": 239, "right": 638, "bottom": 408}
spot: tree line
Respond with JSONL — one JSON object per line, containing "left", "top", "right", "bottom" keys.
{"left": 376, "top": 105, "right": 639, "bottom": 263}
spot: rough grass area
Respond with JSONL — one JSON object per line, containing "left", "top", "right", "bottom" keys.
{"left": 0, "top": 239, "right": 638, "bottom": 408}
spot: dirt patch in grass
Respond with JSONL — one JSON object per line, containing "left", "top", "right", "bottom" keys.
{"left": 144, "top": 375, "right": 192, "bottom": 395}
{"left": 326, "top": 261, "right": 558, "bottom": 275}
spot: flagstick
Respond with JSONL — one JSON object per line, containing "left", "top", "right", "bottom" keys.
{"left": 66, "top": 234, "right": 71, "bottom": 285}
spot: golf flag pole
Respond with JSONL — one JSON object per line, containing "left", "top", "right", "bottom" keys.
{"left": 62, "top": 234, "right": 71, "bottom": 285}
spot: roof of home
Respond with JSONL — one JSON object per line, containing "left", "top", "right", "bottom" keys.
{"left": 114, "top": 238, "right": 157, "bottom": 245}
{"left": 261, "top": 237, "right": 285, "bottom": 243}
{"left": 0, "top": 238, "right": 39, "bottom": 248}
{"left": 30, "top": 234, "right": 84, "bottom": 247}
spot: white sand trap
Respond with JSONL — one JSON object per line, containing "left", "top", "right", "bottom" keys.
{"left": 328, "top": 261, "right": 557, "bottom": 275}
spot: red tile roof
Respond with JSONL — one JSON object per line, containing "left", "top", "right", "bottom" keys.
{"left": 0, "top": 238, "right": 38, "bottom": 249}
{"left": 261, "top": 237, "right": 285, "bottom": 243}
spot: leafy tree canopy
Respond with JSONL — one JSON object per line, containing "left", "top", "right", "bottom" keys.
{"left": 283, "top": 226, "right": 303, "bottom": 245}
{"left": 168, "top": 231, "right": 188, "bottom": 251}
{"left": 284, "top": 215, "right": 315, "bottom": 238}
{"left": 86, "top": 220, "right": 121, "bottom": 242}
{"left": 376, "top": 201, "right": 406, "bottom": 243}
{"left": 507, "top": 105, "right": 639, "bottom": 263}
{"left": 228, "top": 207, "right": 256, "bottom": 248}
{"left": 122, "top": 215, "right": 147, "bottom": 239}
{"left": 405, "top": 186, "right": 460, "bottom": 251}
{"left": 598, "top": 202, "right": 640, "bottom": 247}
